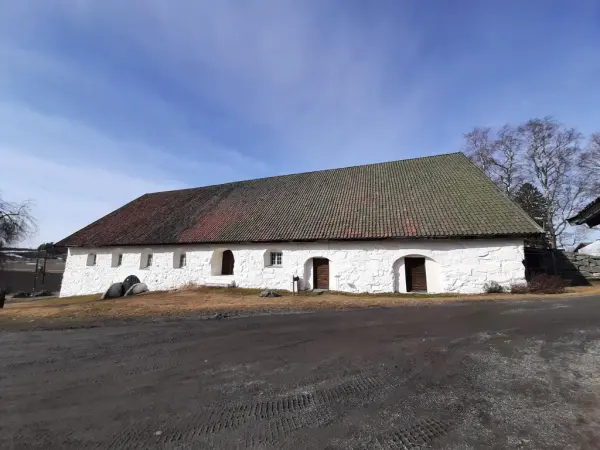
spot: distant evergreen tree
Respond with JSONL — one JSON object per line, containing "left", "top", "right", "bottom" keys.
{"left": 512, "top": 183, "right": 547, "bottom": 227}
{"left": 37, "top": 242, "right": 55, "bottom": 250}
{"left": 512, "top": 183, "right": 552, "bottom": 248}
{"left": 37, "top": 242, "right": 66, "bottom": 257}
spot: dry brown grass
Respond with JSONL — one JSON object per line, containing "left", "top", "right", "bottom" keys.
{"left": 2, "top": 284, "right": 600, "bottom": 323}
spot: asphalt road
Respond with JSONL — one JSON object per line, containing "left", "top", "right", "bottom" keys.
{"left": 2, "top": 296, "right": 600, "bottom": 449}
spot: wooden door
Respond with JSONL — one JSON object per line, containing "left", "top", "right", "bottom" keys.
{"left": 313, "top": 258, "right": 329, "bottom": 289}
{"left": 222, "top": 250, "right": 235, "bottom": 275}
{"left": 405, "top": 257, "right": 427, "bottom": 292}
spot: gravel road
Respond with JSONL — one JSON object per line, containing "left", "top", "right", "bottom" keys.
{"left": 2, "top": 296, "right": 600, "bottom": 449}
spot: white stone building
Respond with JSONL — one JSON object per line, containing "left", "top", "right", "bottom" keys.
{"left": 58, "top": 153, "right": 542, "bottom": 297}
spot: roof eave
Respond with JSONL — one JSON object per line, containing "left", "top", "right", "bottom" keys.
{"left": 568, "top": 197, "right": 600, "bottom": 227}
{"left": 59, "top": 232, "right": 541, "bottom": 248}
{"left": 568, "top": 208, "right": 600, "bottom": 227}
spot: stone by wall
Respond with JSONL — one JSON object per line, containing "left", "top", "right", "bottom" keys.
{"left": 59, "top": 238, "right": 526, "bottom": 297}
{"left": 558, "top": 252, "right": 600, "bottom": 283}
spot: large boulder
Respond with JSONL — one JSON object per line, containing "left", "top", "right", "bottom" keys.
{"left": 102, "top": 282, "right": 124, "bottom": 299}
{"left": 260, "top": 289, "right": 281, "bottom": 298}
{"left": 124, "top": 283, "right": 148, "bottom": 297}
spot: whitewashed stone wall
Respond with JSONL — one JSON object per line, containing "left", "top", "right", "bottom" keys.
{"left": 59, "top": 239, "right": 526, "bottom": 297}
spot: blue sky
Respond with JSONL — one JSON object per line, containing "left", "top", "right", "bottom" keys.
{"left": 1, "top": 0, "right": 599, "bottom": 246}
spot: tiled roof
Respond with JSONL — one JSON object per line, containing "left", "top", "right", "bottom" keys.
{"left": 57, "top": 153, "right": 542, "bottom": 247}
{"left": 568, "top": 196, "right": 600, "bottom": 227}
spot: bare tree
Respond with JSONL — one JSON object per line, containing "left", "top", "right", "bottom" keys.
{"left": 0, "top": 194, "right": 36, "bottom": 248}
{"left": 464, "top": 117, "right": 599, "bottom": 249}
{"left": 518, "top": 117, "right": 589, "bottom": 248}
{"left": 582, "top": 132, "right": 600, "bottom": 193}
{"left": 464, "top": 125, "right": 523, "bottom": 196}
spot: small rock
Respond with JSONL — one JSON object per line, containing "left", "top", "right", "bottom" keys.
{"left": 154, "top": 431, "right": 162, "bottom": 436}
{"left": 211, "top": 312, "right": 230, "bottom": 320}
{"left": 260, "top": 289, "right": 281, "bottom": 298}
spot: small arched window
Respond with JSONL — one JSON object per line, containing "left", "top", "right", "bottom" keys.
{"left": 86, "top": 253, "right": 97, "bottom": 266}
{"left": 112, "top": 252, "right": 123, "bottom": 267}
{"left": 173, "top": 250, "right": 187, "bottom": 268}
{"left": 140, "top": 250, "right": 153, "bottom": 269}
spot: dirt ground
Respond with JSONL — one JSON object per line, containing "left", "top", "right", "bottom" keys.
{"left": 2, "top": 285, "right": 600, "bottom": 328}
{"left": 2, "top": 295, "right": 600, "bottom": 449}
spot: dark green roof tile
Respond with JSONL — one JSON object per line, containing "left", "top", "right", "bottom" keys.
{"left": 57, "top": 152, "right": 542, "bottom": 247}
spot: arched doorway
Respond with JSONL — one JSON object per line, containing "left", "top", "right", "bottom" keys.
{"left": 302, "top": 257, "right": 332, "bottom": 290}
{"left": 312, "top": 258, "right": 329, "bottom": 289}
{"left": 221, "top": 250, "right": 235, "bottom": 275}
{"left": 394, "top": 255, "right": 439, "bottom": 293}
{"left": 405, "top": 257, "right": 427, "bottom": 292}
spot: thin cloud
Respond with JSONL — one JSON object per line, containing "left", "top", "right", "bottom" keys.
{"left": 2, "top": 1, "right": 439, "bottom": 167}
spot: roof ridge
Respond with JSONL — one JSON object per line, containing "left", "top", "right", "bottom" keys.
{"left": 148, "top": 152, "right": 464, "bottom": 195}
